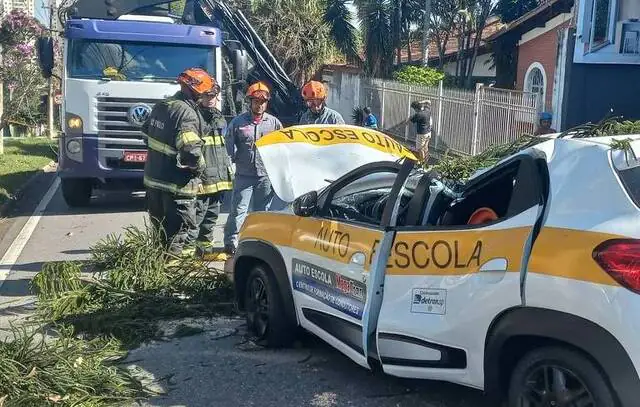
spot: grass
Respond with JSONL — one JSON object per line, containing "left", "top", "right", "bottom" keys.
{"left": 0, "top": 137, "right": 57, "bottom": 207}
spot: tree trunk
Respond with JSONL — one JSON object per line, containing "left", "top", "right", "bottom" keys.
{"left": 406, "top": 20, "right": 412, "bottom": 64}
{"left": 465, "top": 24, "right": 485, "bottom": 89}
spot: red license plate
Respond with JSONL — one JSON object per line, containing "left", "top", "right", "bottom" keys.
{"left": 123, "top": 151, "right": 147, "bottom": 162}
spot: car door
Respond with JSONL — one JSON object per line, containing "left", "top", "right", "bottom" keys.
{"left": 373, "top": 154, "right": 548, "bottom": 389}
{"left": 287, "top": 160, "right": 415, "bottom": 369}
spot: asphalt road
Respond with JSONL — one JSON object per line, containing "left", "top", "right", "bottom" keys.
{"left": 0, "top": 174, "right": 492, "bottom": 407}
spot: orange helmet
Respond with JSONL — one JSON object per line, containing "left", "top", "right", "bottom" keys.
{"left": 301, "top": 80, "right": 327, "bottom": 100}
{"left": 246, "top": 81, "right": 271, "bottom": 100}
{"left": 177, "top": 68, "right": 217, "bottom": 96}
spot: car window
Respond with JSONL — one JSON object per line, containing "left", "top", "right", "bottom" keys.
{"left": 322, "top": 170, "right": 423, "bottom": 227}
{"left": 437, "top": 158, "right": 544, "bottom": 227}
{"left": 617, "top": 166, "right": 640, "bottom": 208}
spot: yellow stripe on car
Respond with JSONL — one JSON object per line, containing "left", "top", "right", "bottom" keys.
{"left": 256, "top": 125, "right": 417, "bottom": 161}
{"left": 239, "top": 213, "right": 622, "bottom": 287}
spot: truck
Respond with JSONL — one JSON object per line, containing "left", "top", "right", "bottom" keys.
{"left": 37, "top": 0, "right": 303, "bottom": 207}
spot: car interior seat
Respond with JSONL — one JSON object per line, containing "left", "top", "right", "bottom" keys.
{"left": 403, "top": 174, "right": 433, "bottom": 226}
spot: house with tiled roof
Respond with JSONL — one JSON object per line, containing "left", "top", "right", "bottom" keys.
{"left": 396, "top": 16, "right": 504, "bottom": 84}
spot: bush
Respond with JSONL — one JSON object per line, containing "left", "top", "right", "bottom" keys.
{"left": 392, "top": 65, "right": 446, "bottom": 87}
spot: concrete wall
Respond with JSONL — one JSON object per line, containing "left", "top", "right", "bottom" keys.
{"left": 442, "top": 53, "right": 496, "bottom": 78}
{"left": 621, "top": 0, "right": 640, "bottom": 21}
{"left": 321, "top": 69, "right": 361, "bottom": 124}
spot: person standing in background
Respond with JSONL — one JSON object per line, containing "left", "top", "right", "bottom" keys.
{"left": 362, "top": 107, "right": 378, "bottom": 129}
{"left": 142, "top": 68, "right": 213, "bottom": 258}
{"left": 223, "top": 81, "right": 283, "bottom": 256}
{"left": 299, "top": 80, "right": 345, "bottom": 125}
{"left": 410, "top": 100, "right": 433, "bottom": 163}
{"left": 190, "top": 79, "right": 234, "bottom": 261}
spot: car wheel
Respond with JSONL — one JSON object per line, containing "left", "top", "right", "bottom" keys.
{"left": 508, "top": 346, "right": 616, "bottom": 407}
{"left": 244, "top": 264, "right": 294, "bottom": 348}
{"left": 61, "top": 178, "right": 92, "bottom": 207}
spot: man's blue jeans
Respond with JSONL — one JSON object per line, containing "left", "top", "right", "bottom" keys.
{"left": 223, "top": 174, "right": 274, "bottom": 248}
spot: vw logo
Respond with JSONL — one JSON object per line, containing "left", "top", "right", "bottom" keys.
{"left": 127, "top": 104, "right": 152, "bottom": 127}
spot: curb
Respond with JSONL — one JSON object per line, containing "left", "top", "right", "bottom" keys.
{"left": 0, "top": 160, "right": 56, "bottom": 218}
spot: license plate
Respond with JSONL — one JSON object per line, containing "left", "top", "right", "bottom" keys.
{"left": 123, "top": 151, "right": 147, "bottom": 162}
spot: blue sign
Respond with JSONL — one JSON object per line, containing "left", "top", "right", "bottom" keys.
{"left": 292, "top": 259, "right": 366, "bottom": 320}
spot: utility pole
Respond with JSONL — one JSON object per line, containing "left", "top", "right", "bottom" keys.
{"left": 47, "top": 0, "right": 57, "bottom": 139}
{"left": 422, "top": 0, "right": 432, "bottom": 66}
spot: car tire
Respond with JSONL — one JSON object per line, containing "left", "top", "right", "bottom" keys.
{"left": 508, "top": 346, "right": 616, "bottom": 407}
{"left": 244, "top": 264, "right": 295, "bottom": 348}
{"left": 61, "top": 178, "right": 92, "bottom": 208}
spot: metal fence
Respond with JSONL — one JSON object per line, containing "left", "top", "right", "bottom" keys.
{"left": 359, "top": 78, "right": 541, "bottom": 157}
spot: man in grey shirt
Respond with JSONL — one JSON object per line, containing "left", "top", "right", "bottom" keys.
{"left": 299, "top": 80, "right": 345, "bottom": 125}
{"left": 223, "top": 81, "right": 282, "bottom": 255}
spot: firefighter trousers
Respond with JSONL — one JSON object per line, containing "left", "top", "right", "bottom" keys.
{"left": 146, "top": 188, "right": 197, "bottom": 256}
{"left": 189, "top": 192, "right": 225, "bottom": 248}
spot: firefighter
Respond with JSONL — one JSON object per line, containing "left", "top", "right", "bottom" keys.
{"left": 142, "top": 67, "right": 214, "bottom": 258}
{"left": 190, "top": 81, "right": 234, "bottom": 261}
{"left": 299, "top": 80, "right": 345, "bottom": 125}
{"left": 222, "top": 81, "right": 283, "bottom": 256}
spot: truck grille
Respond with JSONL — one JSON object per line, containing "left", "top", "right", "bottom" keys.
{"left": 96, "top": 97, "right": 161, "bottom": 139}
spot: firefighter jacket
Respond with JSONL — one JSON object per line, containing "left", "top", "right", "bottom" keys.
{"left": 142, "top": 92, "right": 207, "bottom": 197}
{"left": 198, "top": 107, "right": 234, "bottom": 195}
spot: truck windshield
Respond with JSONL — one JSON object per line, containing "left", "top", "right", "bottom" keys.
{"left": 68, "top": 39, "right": 215, "bottom": 81}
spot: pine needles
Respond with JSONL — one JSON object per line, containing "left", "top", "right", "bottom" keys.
{"left": 1, "top": 222, "right": 235, "bottom": 406}
{"left": 432, "top": 117, "right": 640, "bottom": 183}
{"left": 0, "top": 324, "right": 151, "bottom": 406}
{"left": 31, "top": 222, "right": 234, "bottom": 348}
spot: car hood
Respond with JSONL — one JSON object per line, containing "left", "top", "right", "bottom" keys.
{"left": 256, "top": 124, "right": 417, "bottom": 202}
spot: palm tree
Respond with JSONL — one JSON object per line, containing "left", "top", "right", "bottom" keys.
{"left": 355, "top": 0, "right": 394, "bottom": 77}
{"left": 324, "top": 0, "right": 360, "bottom": 64}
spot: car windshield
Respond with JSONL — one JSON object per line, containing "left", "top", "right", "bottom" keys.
{"left": 67, "top": 39, "right": 215, "bottom": 82}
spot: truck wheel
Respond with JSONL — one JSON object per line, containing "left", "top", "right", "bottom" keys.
{"left": 244, "top": 264, "right": 294, "bottom": 348}
{"left": 508, "top": 346, "right": 616, "bottom": 407}
{"left": 61, "top": 178, "right": 92, "bottom": 208}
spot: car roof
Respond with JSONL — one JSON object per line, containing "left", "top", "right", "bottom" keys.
{"left": 466, "top": 134, "right": 640, "bottom": 182}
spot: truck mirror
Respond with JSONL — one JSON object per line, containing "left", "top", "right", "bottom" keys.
{"left": 232, "top": 49, "right": 248, "bottom": 82}
{"left": 37, "top": 37, "right": 54, "bottom": 79}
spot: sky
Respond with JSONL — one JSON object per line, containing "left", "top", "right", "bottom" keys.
{"left": 34, "top": 1, "right": 50, "bottom": 27}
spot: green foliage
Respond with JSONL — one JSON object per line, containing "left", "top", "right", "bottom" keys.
{"left": 433, "top": 134, "right": 542, "bottom": 182}
{"left": 31, "top": 222, "right": 234, "bottom": 348}
{"left": 393, "top": 65, "right": 445, "bottom": 87}
{"left": 0, "top": 324, "right": 151, "bottom": 406}
{"left": 0, "top": 138, "right": 56, "bottom": 205}
{"left": 251, "top": 0, "right": 334, "bottom": 84}
{"left": 433, "top": 117, "right": 640, "bottom": 183}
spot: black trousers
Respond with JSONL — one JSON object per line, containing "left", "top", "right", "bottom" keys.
{"left": 190, "top": 192, "right": 224, "bottom": 247}
{"left": 146, "top": 188, "right": 197, "bottom": 256}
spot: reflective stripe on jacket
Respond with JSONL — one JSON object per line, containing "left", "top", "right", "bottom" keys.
{"left": 198, "top": 107, "right": 234, "bottom": 195}
{"left": 141, "top": 91, "right": 206, "bottom": 197}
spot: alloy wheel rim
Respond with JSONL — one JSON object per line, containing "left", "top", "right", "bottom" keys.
{"left": 519, "top": 364, "right": 596, "bottom": 407}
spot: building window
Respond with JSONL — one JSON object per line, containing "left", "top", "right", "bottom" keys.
{"left": 589, "top": 0, "right": 616, "bottom": 51}
{"left": 524, "top": 62, "right": 546, "bottom": 111}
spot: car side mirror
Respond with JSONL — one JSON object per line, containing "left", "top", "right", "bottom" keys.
{"left": 293, "top": 191, "right": 318, "bottom": 217}
{"left": 37, "top": 37, "right": 54, "bottom": 79}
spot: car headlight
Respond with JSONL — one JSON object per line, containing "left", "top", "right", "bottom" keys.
{"left": 67, "top": 139, "right": 81, "bottom": 154}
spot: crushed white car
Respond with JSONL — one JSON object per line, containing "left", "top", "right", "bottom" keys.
{"left": 232, "top": 124, "right": 640, "bottom": 406}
